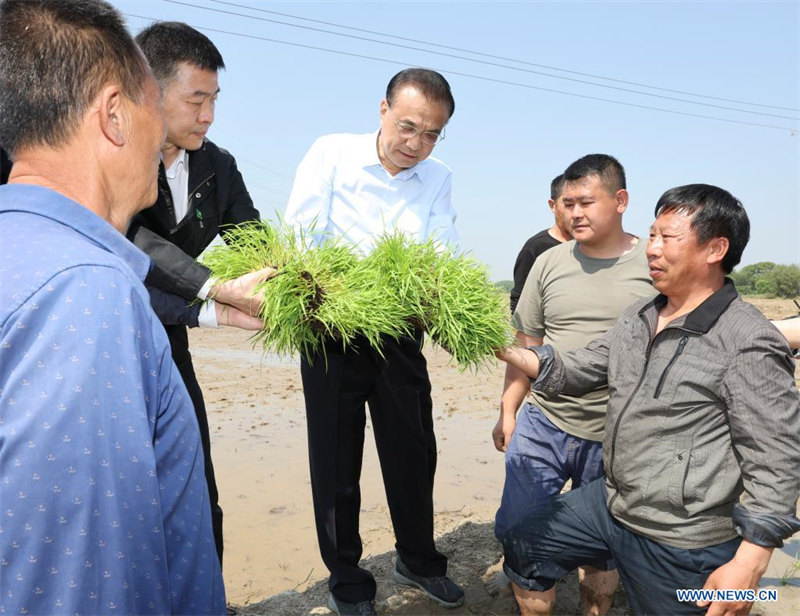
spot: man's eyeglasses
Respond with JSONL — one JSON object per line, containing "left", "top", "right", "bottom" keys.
{"left": 388, "top": 108, "right": 445, "bottom": 146}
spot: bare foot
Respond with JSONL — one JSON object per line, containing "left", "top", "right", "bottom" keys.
{"left": 483, "top": 559, "right": 512, "bottom": 597}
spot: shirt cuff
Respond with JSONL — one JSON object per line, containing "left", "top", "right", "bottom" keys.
{"left": 529, "top": 344, "right": 566, "bottom": 398}
{"left": 198, "top": 300, "right": 219, "bottom": 329}
{"left": 732, "top": 504, "right": 800, "bottom": 548}
{"left": 197, "top": 276, "right": 217, "bottom": 301}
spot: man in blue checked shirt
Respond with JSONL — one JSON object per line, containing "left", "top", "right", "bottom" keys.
{"left": 0, "top": 1, "right": 225, "bottom": 613}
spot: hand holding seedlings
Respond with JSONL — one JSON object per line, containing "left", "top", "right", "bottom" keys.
{"left": 210, "top": 266, "right": 278, "bottom": 317}
{"left": 214, "top": 303, "right": 265, "bottom": 330}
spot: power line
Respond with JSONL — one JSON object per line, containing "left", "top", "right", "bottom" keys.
{"left": 167, "top": 0, "right": 797, "bottom": 121}
{"left": 243, "top": 181, "right": 290, "bottom": 198}
{"left": 207, "top": 0, "right": 797, "bottom": 114}
{"left": 123, "top": 13, "right": 795, "bottom": 132}
{"left": 237, "top": 156, "right": 294, "bottom": 181}
{"left": 173, "top": 0, "right": 800, "bottom": 121}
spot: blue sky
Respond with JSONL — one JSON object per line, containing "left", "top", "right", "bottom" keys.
{"left": 116, "top": 0, "right": 799, "bottom": 280}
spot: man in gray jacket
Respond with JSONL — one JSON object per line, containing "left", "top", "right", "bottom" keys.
{"left": 497, "top": 184, "right": 800, "bottom": 616}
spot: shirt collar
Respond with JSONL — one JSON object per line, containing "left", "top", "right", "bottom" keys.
{"left": 163, "top": 149, "right": 188, "bottom": 180}
{"left": 639, "top": 278, "right": 739, "bottom": 334}
{"left": 0, "top": 183, "right": 151, "bottom": 281}
{"left": 361, "top": 130, "right": 427, "bottom": 182}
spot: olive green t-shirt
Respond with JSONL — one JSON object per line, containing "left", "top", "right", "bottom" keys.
{"left": 512, "top": 238, "right": 654, "bottom": 441}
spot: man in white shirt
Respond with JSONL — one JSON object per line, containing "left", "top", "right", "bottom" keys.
{"left": 284, "top": 68, "right": 463, "bottom": 616}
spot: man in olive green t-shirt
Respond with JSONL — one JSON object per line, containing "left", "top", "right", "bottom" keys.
{"left": 491, "top": 154, "right": 654, "bottom": 616}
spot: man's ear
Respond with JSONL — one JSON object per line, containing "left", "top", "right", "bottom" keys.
{"left": 98, "top": 84, "right": 126, "bottom": 146}
{"left": 615, "top": 188, "right": 630, "bottom": 214}
{"left": 706, "top": 237, "right": 730, "bottom": 266}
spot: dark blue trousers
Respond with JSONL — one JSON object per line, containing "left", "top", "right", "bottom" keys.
{"left": 502, "top": 478, "right": 741, "bottom": 616}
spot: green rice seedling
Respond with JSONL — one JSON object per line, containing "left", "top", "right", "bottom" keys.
{"left": 424, "top": 249, "right": 515, "bottom": 370}
{"left": 363, "top": 233, "right": 441, "bottom": 330}
{"left": 203, "top": 220, "right": 297, "bottom": 278}
{"left": 203, "top": 221, "right": 345, "bottom": 357}
{"left": 313, "top": 254, "right": 412, "bottom": 355}
{"left": 202, "top": 219, "right": 318, "bottom": 355}
{"left": 248, "top": 258, "right": 323, "bottom": 357}
{"left": 261, "top": 238, "right": 413, "bottom": 360}
{"left": 779, "top": 552, "right": 799, "bottom": 586}
{"left": 250, "top": 237, "right": 365, "bottom": 359}
{"left": 365, "top": 233, "right": 513, "bottom": 369}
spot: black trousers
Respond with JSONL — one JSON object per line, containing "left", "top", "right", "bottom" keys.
{"left": 166, "top": 324, "right": 224, "bottom": 566}
{"left": 301, "top": 333, "right": 448, "bottom": 603}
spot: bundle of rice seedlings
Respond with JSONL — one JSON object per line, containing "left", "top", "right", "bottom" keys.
{"left": 366, "top": 234, "right": 514, "bottom": 370}
{"left": 203, "top": 222, "right": 512, "bottom": 368}
{"left": 203, "top": 222, "right": 409, "bottom": 360}
{"left": 312, "top": 253, "right": 411, "bottom": 355}
{"left": 361, "top": 233, "right": 440, "bottom": 330}
{"left": 248, "top": 241, "right": 357, "bottom": 358}
{"left": 423, "top": 249, "right": 515, "bottom": 370}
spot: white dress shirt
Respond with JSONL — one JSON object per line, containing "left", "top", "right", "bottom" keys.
{"left": 284, "top": 131, "right": 460, "bottom": 254}
{"left": 164, "top": 148, "right": 190, "bottom": 222}
{"left": 163, "top": 149, "right": 218, "bottom": 327}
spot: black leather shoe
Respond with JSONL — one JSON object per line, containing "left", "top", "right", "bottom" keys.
{"left": 327, "top": 593, "right": 377, "bottom": 616}
{"left": 392, "top": 557, "right": 465, "bottom": 608}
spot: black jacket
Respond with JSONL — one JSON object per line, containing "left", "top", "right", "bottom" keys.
{"left": 128, "top": 139, "right": 260, "bottom": 321}
{"left": 131, "top": 139, "right": 259, "bottom": 263}
{"left": 1, "top": 147, "right": 12, "bottom": 184}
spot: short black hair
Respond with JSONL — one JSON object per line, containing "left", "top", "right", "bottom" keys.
{"left": 654, "top": 184, "right": 750, "bottom": 274}
{"left": 0, "top": 0, "right": 149, "bottom": 155}
{"left": 550, "top": 174, "right": 565, "bottom": 200}
{"left": 386, "top": 68, "right": 455, "bottom": 119}
{"left": 563, "top": 154, "right": 626, "bottom": 194}
{"left": 135, "top": 21, "right": 224, "bottom": 88}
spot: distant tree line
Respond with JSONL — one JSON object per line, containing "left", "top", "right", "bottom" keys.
{"left": 730, "top": 262, "right": 800, "bottom": 298}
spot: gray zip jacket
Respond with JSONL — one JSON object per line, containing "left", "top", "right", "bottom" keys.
{"left": 533, "top": 280, "right": 800, "bottom": 549}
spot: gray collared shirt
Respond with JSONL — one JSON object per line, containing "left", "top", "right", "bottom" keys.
{"left": 533, "top": 280, "right": 800, "bottom": 549}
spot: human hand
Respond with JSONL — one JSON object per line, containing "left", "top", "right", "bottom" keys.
{"left": 698, "top": 542, "right": 772, "bottom": 616}
{"left": 492, "top": 407, "right": 516, "bottom": 452}
{"left": 494, "top": 346, "right": 513, "bottom": 361}
{"left": 495, "top": 346, "right": 540, "bottom": 379}
{"left": 210, "top": 267, "right": 277, "bottom": 317}
{"left": 215, "top": 302, "right": 264, "bottom": 331}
